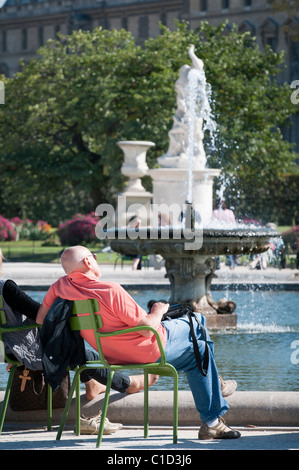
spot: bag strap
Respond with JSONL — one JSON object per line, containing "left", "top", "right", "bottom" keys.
{"left": 187, "top": 311, "right": 209, "bottom": 377}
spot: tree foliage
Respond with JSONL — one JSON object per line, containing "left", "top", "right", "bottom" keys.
{"left": 269, "top": 0, "right": 299, "bottom": 39}
{"left": 0, "top": 22, "right": 297, "bottom": 224}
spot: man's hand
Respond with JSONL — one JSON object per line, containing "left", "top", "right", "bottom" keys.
{"left": 137, "top": 301, "right": 169, "bottom": 337}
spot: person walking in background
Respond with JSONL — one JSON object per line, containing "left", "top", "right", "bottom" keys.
{"left": 127, "top": 215, "right": 143, "bottom": 270}
{"left": 212, "top": 199, "right": 237, "bottom": 269}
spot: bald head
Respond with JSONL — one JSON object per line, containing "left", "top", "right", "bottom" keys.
{"left": 61, "top": 245, "right": 94, "bottom": 274}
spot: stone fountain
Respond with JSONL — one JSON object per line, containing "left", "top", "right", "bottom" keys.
{"left": 108, "top": 46, "right": 278, "bottom": 329}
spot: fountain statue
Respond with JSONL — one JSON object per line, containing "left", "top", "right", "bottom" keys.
{"left": 148, "top": 45, "right": 220, "bottom": 225}
{"left": 109, "top": 45, "right": 279, "bottom": 329}
{"left": 158, "top": 45, "right": 209, "bottom": 170}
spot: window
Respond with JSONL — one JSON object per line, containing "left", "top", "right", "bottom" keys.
{"left": 2, "top": 31, "right": 7, "bottom": 52}
{"left": 200, "top": 0, "right": 207, "bottom": 12}
{"left": 160, "top": 12, "right": 167, "bottom": 27}
{"left": 244, "top": 0, "right": 252, "bottom": 6}
{"left": 138, "top": 16, "right": 149, "bottom": 40}
{"left": 22, "top": 28, "right": 27, "bottom": 50}
{"left": 261, "top": 18, "right": 279, "bottom": 52}
{"left": 55, "top": 24, "right": 60, "bottom": 38}
{"left": 121, "top": 17, "right": 128, "bottom": 30}
{"left": 0, "top": 63, "right": 9, "bottom": 77}
{"left": 265, "top": 36, "right": 277, "bottom": 51}
{"left": 38, "top": 26, "right": 43, "bottom": 46}
{"left": 222, "top": 0, "right": 229, "bottom": 9}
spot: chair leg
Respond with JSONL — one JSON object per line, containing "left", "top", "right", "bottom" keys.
{"left": 96, "top": 370, "right": 114, "bottom": 448}
{"left": 0, "top": 364, "right": 17, "bottom": 435}
{"left": 75, "top": 370, "right": 81, "bottom": 436}
{"left": 144, "top": 371, "right": 149, "bottom": 438}
{"left": 173, "top": 373, "right": 178, "bottom": 444}
{"left": 56, "top": 368, "right": 81, "bottom": 440}
{"left": 47, "top": 383, "right": 52, "bottom": 431}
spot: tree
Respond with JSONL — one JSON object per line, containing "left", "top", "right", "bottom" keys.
{"left": 0, "top": 22, "right": 297, "bottom": 224}
{"left": 0, "top": 27, "right": 188, "bottom": 222}
{"left": 269, "top": 0, "right": 299, "bottom": 15}
{"left": 0, "top": 29, "right": 140, "bottom": 212}
{"left": 269, "top": 1, "right": 299, "bottom": 40}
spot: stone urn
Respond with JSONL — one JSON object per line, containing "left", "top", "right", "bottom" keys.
{"left": 116, "top": 141, "right": 154, "bottom": 226}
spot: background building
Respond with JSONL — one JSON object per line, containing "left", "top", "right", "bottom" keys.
{"left": 0, "top": 0, "right": 298, "bottom": 149}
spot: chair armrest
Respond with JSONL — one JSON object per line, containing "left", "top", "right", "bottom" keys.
{"left": 98, "top": 325, "right": 167, "bottom": 364}
{"left": 0, "top": 323, "right": 40, "bottom": 334}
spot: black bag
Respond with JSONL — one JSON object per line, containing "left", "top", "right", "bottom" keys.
{"left": 162, "top": 304, "right": 209, "bottom": 376}
{"left": 9, "top": 366, "right": 70, "bottom": 411}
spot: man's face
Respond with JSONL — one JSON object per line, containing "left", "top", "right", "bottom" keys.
{"left": 86, "top": 252, "right": 101, "bottom": 279}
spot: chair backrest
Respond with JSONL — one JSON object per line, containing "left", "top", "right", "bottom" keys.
{"left": 69, "top": 298, "right": 108, "bottom": 366}
{"left": 70, "top": 299, "right": 167, "bottom": 367}
{"left": 0, "top": 294, "right": 6, "bottom": 362}
{"left": 0, "top": 294, "right": 6, "bottom": 327}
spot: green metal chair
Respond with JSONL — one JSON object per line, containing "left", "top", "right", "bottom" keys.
{"left": 56, "top": 298, "right": 178, "bottom": 448}
{"left": 114, "top": 254, "right": 150, "bottom": 269}
{"left": 0, "top": 294, "right": 53, "bottom": 434}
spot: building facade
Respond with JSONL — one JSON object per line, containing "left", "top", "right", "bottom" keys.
{"left": 0, "top": 0, "right": 298, "bottom": 148}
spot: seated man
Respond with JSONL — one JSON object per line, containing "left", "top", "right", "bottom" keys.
{"left": 37, "top": 245, "right": 241, "bottom": 441}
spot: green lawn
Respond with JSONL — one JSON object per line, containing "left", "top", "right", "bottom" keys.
{"left": 0, "top": 240, "right": 118, "bottom": 264}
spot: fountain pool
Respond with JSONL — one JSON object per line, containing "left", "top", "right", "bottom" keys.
{"left": 128, "top": 287, "right": 299, "bottom": 392}
{"left": 1, "top": 288, "right": 298, "bottom": 392}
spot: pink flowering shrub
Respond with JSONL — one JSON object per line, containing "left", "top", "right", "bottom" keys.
{"left": 0, "top": 215, "right": 17, "bottom": 241}
{"left": 10, "top": 216, "right": 23, "bottom": 227}
{"left": 57, "top": 213, "right": 99, "bottom": 246}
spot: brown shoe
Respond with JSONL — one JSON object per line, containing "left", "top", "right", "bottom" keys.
{"left": 198, "top": 418, "right": 241, "bottom": 440}
{"left": 219, "top": 376, "right": 237, "bottom": 397}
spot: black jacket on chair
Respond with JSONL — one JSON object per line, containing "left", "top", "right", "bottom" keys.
{"left": 40, "top": 297, "right": 86, "bottom": 390}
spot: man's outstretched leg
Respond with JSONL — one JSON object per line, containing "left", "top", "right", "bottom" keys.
{"left": 161, "top": 315, "right": 241, "bottom": 440}
{"left": 81, "top": 348, "right": 159, "bottom": 400}
{"left": 84, "top": 374, "right": 159, "bottom": 400}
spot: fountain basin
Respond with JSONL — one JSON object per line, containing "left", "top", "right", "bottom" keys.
{"left": 109, "top": 227, "right": 274, "bottom": 255}
{"left": 109, "top": 227, "right": 277, "bottom": 329}
{"left": 2, "top": 391, "right": 298, "bottom": 427}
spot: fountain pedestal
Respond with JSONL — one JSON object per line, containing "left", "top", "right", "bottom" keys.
{"left": 147, "top": 168, "right": 221, "bottom": 226}
{"left": 164, "top": 253, "right": 237, "bottom": 329}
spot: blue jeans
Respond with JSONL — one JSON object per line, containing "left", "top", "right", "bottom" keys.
{"left": 159, "top": 314, "right": 229, "bottom": 423}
